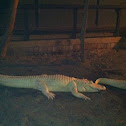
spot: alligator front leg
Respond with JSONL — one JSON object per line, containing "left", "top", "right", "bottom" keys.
{"left": 68, "top": 81, "right": 91, "bottom": 100}
{"left": 36, "top": 80, "right": 55, "bottom": 99}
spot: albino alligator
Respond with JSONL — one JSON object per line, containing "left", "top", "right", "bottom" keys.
{"left": 0, "top": 74, "right": 125, "bottom": 100}
{"left": 0, "top": 74, "right": 106, "bottom": 100}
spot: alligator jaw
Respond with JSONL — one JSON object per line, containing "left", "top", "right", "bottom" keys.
{"left": 91, "top": 83, "right": 106, "bottom": 91}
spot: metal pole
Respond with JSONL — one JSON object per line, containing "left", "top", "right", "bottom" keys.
{"left": 80, "top": 0, "right": 89, "bottom": 62}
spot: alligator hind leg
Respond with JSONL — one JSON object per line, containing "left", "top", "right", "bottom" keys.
{"left": 68, "top": 81, "right": 91, "bottom": 100}
{"left": 36, "top": 80, "right": 55, "bottom": 99}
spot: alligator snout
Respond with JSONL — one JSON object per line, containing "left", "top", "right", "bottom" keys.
{"left": 92, "top": 83, "right": 106, "bottom": 91}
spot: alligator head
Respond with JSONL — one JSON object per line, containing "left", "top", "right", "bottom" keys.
{"left": 76, "top": 79, "right": 106, "bottom": 92}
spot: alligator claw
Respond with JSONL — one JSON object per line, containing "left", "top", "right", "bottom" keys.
{"left": 82, "top": 95, "right": 91, "bottom": 100}
{"left": 84, "top": 97, "right": 91, "bottom": 101}
{"left": 47, "top": 92, "right": 55, "bottom": 99}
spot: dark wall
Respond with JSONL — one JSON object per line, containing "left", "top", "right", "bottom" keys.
{"left": 0, "top": 0, "right": 125, "bottom": 36}
{"left": 0, "top": 0, "right": 10, "bottom": 8}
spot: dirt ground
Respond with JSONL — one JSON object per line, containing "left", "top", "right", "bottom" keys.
{"left": 0, "top": 49, "right": 126, "bottom": 126}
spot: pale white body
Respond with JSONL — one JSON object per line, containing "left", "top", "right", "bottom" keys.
{"left": 0, "top": 74, "right": 106, "bottom": 100}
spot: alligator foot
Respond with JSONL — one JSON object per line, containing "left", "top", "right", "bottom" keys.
{"left": 69, "top": 81, "right": 91, "bottom": 100}
{"left": 45, "top": 92, "right": 55, "bottom": 99}
{"left": 36, "top": 80, "right": 56, "bottom": 99}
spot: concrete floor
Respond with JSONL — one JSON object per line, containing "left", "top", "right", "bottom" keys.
{"left": 0, "top": 49, "right": 126, "bottom": 126}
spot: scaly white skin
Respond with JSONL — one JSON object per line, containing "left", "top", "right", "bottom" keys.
{"left": 36, "top": 79, "right": 91, "bottom": 100}
{"left": 0, "top": 74, "right": 106, "bottom": 100}
{"left": 36, "top": 80, "right": 56, "bottom": 99}
{"left": 69, "top": 81, "right": 91, "bottom": 100}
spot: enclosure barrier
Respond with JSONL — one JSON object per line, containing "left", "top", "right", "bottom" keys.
{"left": 17, "top": 3, "right": 126, "bottom": 40}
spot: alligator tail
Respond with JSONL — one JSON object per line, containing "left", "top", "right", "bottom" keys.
{"left": 95, "top": 78, "right": 126, "bottom": 90}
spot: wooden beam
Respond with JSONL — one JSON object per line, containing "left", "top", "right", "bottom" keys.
{"left": 0, "top": 0, "right": 19, "bottom": 58}
{"left": 80, "top": 0, "right": 89, "bottom": 62}
{"left": 24, "top": 9, "right": 29, "bottom": 41}
{"left": 72, "top": 8, "right": 78, "bottom": 39}
{"left": 34, "top": 0, "right": 39, "bottom": 28}
{"left": 18, "top": 4, "right": 126, "bottom": 10}
{"left": 95, "top": 0, "right": 100, "bottom": 26}
{"left": 115, "top": 9, "right": 121, "bottom": 36}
